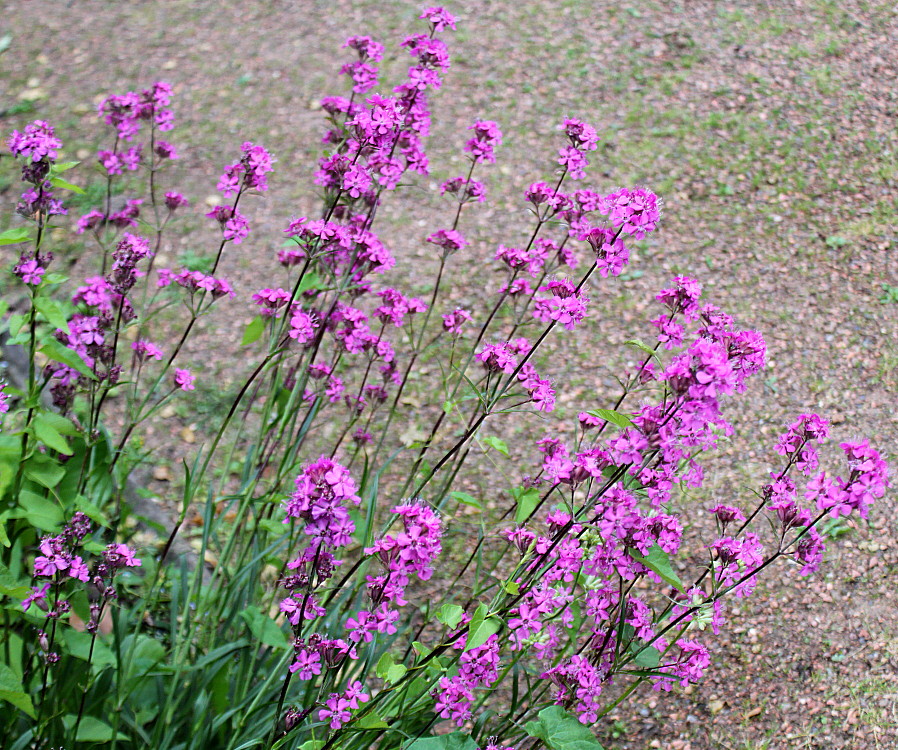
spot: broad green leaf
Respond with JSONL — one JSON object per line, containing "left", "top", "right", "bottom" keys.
{"left": 258, "top": 518, "right": 288, "bottom": 536}
{"left": 0, "top": 560, "right": 30, "bottom": 598}
{"left": 37, "top": 411, "right": 78, "bottom": 435}
{"left": 0, "top": 662, "right": 35, "bottom": 718}
{"left": 240, "top": 606, "right": 289, "bottom": 649}
{"left": 375, "top": 652, "right": 407, "bottom": 684}
{"left": 48, "top": 175, "right": 84, "bottom": 194}
{"left": 49, "top": 160, "right": 79, "bottom": 174}
{"left": 586, "top": 408, "right": 634, "bottom": 429}
{"left": 436, "top": 603, "right": 465, "bottom": 630}
{"left": 355, "top": 713, "right": 389, "bottom": 729}
{"left": 629, "top": 642, "right": 661, "bottom": 669}
{"left": 241, "top": 315, "right": 266, "bottom": 346}
{"left": 32, "top": 413, "right": 73, "bottom": 455}
{"left": 524, "top": 705, "right": 605, "bottom": 750}
{"left": 62, "top": 714, "right": 127, "bottom": 742}
{"left": 481, "top": 435, "right": 509, "bottom": 457}
{"left": 503, "top": 580, "right": 520, "bottom": 595}
{"left": 0, "top": 227, "right": 31, "bottom": 246}
{"left": 300, "top": 742, "right": 325, "bottom": 750}
{"left": 17, "top": 489, "right": 63, "bottom": 531}
{"left": 464, "top": 604, "right": 501, "bottom": 652}
{"left": 33, "top": 298, "right": 70, "bottom": 333}
{"left": 296, "top": 271, "right": 322, "bottom": 295}
{"left": 512, "top": 486, "right": 540, "bottom": 524}
{"left": 61, "top": 629, "right": 116, "bottom": 669}
{"left": 405, "top": 732, "right": 479, "bottom": 750}
{"left": 628, "top": 544, "right": 684, "bottom": 592}
{"left": 74, "top": 496, "right": 110, "bottom": 527}
{"left": 449, "top": 491, "right": 481, "bottom": 510}
{"left": 39, "top": 338, "right": 96, "bottom": 380}
{"left": 5, "top": 313, "right": 25, "bottom": 336}
{"left": 23, "top": 453, "right": 66, "bottom": 488}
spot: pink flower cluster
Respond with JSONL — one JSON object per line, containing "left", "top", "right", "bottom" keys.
{"left": 157, "top": 267, "right": 234, "bottom": 298}
{"left": 465, "top": 120, "right": 503, "bottom": 164}
{"left": 533, "top": 278, "right": 589, "bottom": 330}
{"left": 24, "top": 514, "right": 141, "bottom": 641}
{"left": 217, "top": 141, "right": 275, "bottom": 197}
{"left": 7, "top": 120, "right": 62, "bottom": 162}
{"left": 98, "top": 81, "right": 174, "bottom": 141}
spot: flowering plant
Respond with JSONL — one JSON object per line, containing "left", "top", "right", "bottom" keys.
{"left": 0, "top": 6, "right": 888, "bottom": 750}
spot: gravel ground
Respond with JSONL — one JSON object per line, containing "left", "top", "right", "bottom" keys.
{"left": 2, "top": 1, "right": 897, "bottom": 748}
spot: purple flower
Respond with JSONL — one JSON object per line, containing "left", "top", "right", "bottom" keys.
{"left": 164, "top": 191, "right": 189, "bottom": 211}
{"left": 22, "top": 583, "right": 50, "bottom": 612}
{"left": 464, "top": 120, "right": 503, "bottom": 164}
{"left": 15, "top": 258, "right": 45, "bottom": 286}
{"left": 533, "top": 279, "right": 589, "bottom": 330}
{"left": 603, "top": 187, "right": 661, "bottom": 239}
{"left": 426, "top": 228, "right": 468, "bottom": 255}
{"left": 557, "top": 145, "right": 589, "bottom": 180}
{"left": 8, "top": 120, "right": 62, "bottom": 162}
{"left": 174, "top": 369, "right": 195, "bottom": 391}
{"left": 132, "top": 340, "right": 163, "bottom": 361}
{"left": 76, "top": 210, "right": 106, "bottom": 234}
{"left": 419, "top": 6, "right": 457, "bottom": 32}
{"left": 442, "top": 308, "right": 472, "bottom": 335}
{"left": 154, "top": 140, "right": 179, "bottom": 160}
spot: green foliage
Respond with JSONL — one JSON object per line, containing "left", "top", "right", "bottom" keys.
{"left": 525, "top": 706, "right": 605, "bottom": 750}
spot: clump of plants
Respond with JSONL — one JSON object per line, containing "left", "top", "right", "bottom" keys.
{"left": 0, "top": 6, "right": 888, "bottom": 749}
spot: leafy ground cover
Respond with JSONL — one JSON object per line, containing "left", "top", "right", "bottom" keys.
{"left": 2, "top": 0, "right": 896, "bottom": 747}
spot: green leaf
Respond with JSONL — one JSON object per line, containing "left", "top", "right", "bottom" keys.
{"left": 512, "top": 486, "right": 540, "bottom": 524}
{"left": 49, "top": 160, "right": 80, "bottom": 174}
{"left": 449, "top": 491, "right": 481, "bottom": 510}
{"left": 48, "top": 175, "right": 84, "bottom": 194}
{"left": 299, "top": 742, "right": 324, "bottom": 750}
{"left": 503, "top": 580, "right": 520, "bottom": 595}
{"left": 0, "top": 662, "right": 35, "bottom": 718}
{"left": 62, "top": 714, "right": 127, "bottom": 742}
{"left": 240, "top": 606, "right": 289, "bottom": 649}
{"left": 0, "top": 512, "right": 11, "bottom": 548}
{"left": 39, "top": 338, "right": 96, "bottom": 380}
{"left": 17, "top": 489, "right": 63, "bottom": 531}
{"left": 5, "top": 313, "right": 25, "bottom": 336}
{"left": 622, "top": 339, "right": 660, "bottom": 362}
{"left": 629, "top": 642, "right": 661, "bottom": 669}
{"left": 586, "top": 408, "right": 634, "bottom": 429}
{"left": 258, "top": 518, "right": 288, "bottom": 536}
{"left": 481, "top": 435, "right": 509, "bottom": 457}
{"left": 628, "top": 544, "right": 684, "bottom": 592}
{"left": 296, "top": 271, "right": 322, "bottom": 295}
{"left": 32, "top": 413, "right": 73, "bottom": 455}
{"left": 405, "top": 732, "right": 479, "bottom": 750}
{"left": 23, "top": 452, "right": 66, "bottom": 488}
{"left": 0, "top": 560, "right": 30, "bottom": 598}
{"left": 37, "top": 411, "right": 78, "bottom": 436}
{"left": 74, "top": 496, "right": 110, "bottom": 527}
{"left": 241, "top": 315, "right": 266, "bottom": 346}
{"left": 355, "top": 713, "right": 389, "bottom": 729}
{"left": 33, "top": 297, "right": 70, "bottom": 333}
{"left": 436, "top": 603, "right": 465, "bottom": 630}
{"left": 375, "top": 652, "right": 407, "bottom": 684}
{"left": 61, "top": 629, "right": 116, "bottom": 669}
{"left": 464, "top": 603, "right": 501, "bottom": 652}
{"left": 524, "top": 705, "right": 605, "bottom": 750}
{"left": 0, "top": 227, "right": 31, "bottom": 246}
